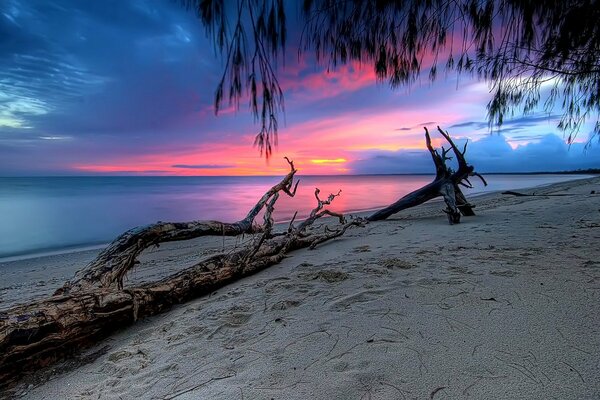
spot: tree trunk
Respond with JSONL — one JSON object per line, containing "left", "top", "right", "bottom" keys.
{"left": 368, "top": 126, "right": 486, "bottom": 223}
{"left": 0, "top": 127, "right": 485, "bottom": 391}
{"left": 0, "top": 158, "right": 361, "bottom": 391}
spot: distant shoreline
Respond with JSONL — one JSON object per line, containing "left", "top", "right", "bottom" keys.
{"left": 0, "top": 244, "right": 108, "bottom": 264}
{"left": 474, "top": 169, "right": 600, "bottom": 175}
{"left": 1, "top": 173, "right": 595, "bottom": 264}
{"left": 1, "top": 170, "right": 599, "bottom": 178}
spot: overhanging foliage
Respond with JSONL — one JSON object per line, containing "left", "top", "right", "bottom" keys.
{"left": 184, "top": 0, "right": 600, "bottom": 154}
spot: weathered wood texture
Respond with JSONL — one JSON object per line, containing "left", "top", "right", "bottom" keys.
{"left": 0, "top": 127, "right": 483, "bottom": 390}
{"left": 0, "top": 159, "right": 361, "bottom": 391}
{"left": 368, "top": 127, "right": 486, "bottom": 223}
{"left": 57, "top": 158, "right": 301, "bottom": 295}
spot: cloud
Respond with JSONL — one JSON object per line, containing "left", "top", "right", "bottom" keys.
{"left": 350, "top": 151, "right": 434, "bottom": 174}
{"left": 449, "top": 121, "right": 484, "bottom": 129}
{"left": 350, "top": 134, "right": 600, "bottom": 174}
{"left": 449, "top": 114, "right": 562, "bottom": 136}
{"left": 395, "top": 121, "right": 440, "bottom": 131}
{"left": 0, "top": 0, "right": 221, "bottom": 140}
{"left": 281, "top": 61, "right": 377, "bottom": 102}
{"left": 1, "top": 1, "right": 595, "bottom": 176}
{"left": 171, "top": 164, "right": 234, "bottom": 169}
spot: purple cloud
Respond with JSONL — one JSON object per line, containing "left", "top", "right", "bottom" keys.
{"left": 350, "top": 134, "right": 600, "bottom": 174}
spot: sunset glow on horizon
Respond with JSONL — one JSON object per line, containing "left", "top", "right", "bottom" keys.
{"left": 1, "top": 0, "right": 599, "bottom": 176}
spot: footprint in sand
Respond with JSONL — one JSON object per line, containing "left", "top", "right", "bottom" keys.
{"left": 448, "top": 265, "right": 470, "bottom": 274}
{"left": 108, "top": 350, "right": 140, "bottom": 363}
{"left": 447, "top": 265, "right": 482, "bottom": 276}
{"left": 223, "top": 303, "right": 254, "bottom": 325}
{"left": 271, "top": 299, "right": 301, "bottom": 310}
{"left": 212, "top": 304, "right": 254, "bottom": 332}
{"left": 103, "top": 348, "right": 151, "bottom": 377}
{"left": 352, "top": 245, "right": 371, "bottom": 253}
{"left": 206, "top": 307, "right": 254, "bottom": 341}
{"left": 296, "top": 262, "right": 315, "bottom": 268}
{"left": 297, "top": 269, "right": 349, "bottom": 283}
{"left": 580, "top": 260, "right": 599, "bottom": 268}
{"left": 329, "top": 289, "right": 389, "bottom": 310}
{"left": 358, "top": 265, "right": 392, "bottom": 276}
{"left": 184, "top": 325, "right": 207, "bottom": 336}
{"left": 223, "top": 312, "right": 252, "bottom": 326}
{"left": 379, "top": 257, "right": 416, "bottom": 270}
{"left": 490, "top": 269, "right": 519, "bottom": 277}
{"left": 255, "top": 275, "right": 291, "bottom": 288}
{"left": 265, "top": 280, "right": 312, "bottom": 294}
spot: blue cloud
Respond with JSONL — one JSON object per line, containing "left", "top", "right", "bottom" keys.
{"left": 449, "top": 114, "right": 562, "bottom": 137}
{"left": 0, "top": 0, "right": 221, "bottom": 140}
{"left": 0, "top": 1, "right": 597, "bottom": 175}
{"left": 350, "top": 134, "right": 600, "bottom": 174}
{"left": 449, "top": 121, "right": 485, "bottom": 129}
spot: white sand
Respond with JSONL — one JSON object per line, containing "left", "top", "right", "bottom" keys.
{"left": 4, "top": 177, "right": 600, "bottom": 399}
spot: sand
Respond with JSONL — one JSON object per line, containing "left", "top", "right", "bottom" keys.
{"left": 2, "top": 176, "right": 600, "bottom": 399}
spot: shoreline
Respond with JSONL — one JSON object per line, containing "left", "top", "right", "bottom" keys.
{"left": 3, "top": 175, "right": 600, "bottom": 399}
{"left": 3, "top": 170, "right": 598, "bottom": 179}
{"left": 1, "top": 174, "right": 595, "bottom": 264}
{"left": 1, "top": 175, "right": 597, "bottom": 311}
{"left": 0, "top": 244, "right": 108, "bottom": 264}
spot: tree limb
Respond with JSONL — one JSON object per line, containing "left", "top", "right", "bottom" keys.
{"left": 0, "top": 162, "right": 359, "bottom": 390}
{"left": 369, "top": 126, "right": 486, "bottom": 223}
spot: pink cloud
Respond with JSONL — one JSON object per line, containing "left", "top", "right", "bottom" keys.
{"left": 280, "top": 61, "right": 377, "bottom": 102}
{"left": 70, "top": 56, "right": 494, "bottom": 177}
{"left": 71, "top": 92, "right": 480, "bottom": 176}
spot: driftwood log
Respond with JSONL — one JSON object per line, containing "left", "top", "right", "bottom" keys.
{"left": 368, "top": 126, "right": 487, "bottom": 224}
{"left": 0, "top": 158, "right": 362, "bottom": 391}
{"left": 0, "top": 127, "right": 484, "bottom": 392}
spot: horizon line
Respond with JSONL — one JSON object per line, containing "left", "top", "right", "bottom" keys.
{"left": 1, "top": 170, "right": 598, "bottom": 178}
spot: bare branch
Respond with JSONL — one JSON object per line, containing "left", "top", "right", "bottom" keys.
{"left": 370, "top": 126, "right": 485, "bottom": 223}
{"left": 471, "top": 172, "right": 488, "bottom": 186}
{"left": 0, "top": 156, "right": 360, "bottom": 388}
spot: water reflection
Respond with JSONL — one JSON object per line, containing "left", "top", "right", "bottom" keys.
{"left": 0, "top": 174, "right": 591, "bottom": 258}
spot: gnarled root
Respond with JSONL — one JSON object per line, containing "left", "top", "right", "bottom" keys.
{"left": 0, "top": 159, "right": 359, "bottom": 390}
{"left": 368, "top": 126, "right": 486, "bottom": 224}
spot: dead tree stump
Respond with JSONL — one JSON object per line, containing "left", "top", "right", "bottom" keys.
{"left": 368, "top": 126, "right": 487, "bottom": 224}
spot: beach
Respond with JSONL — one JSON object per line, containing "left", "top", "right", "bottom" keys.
{"left": 2, "top": 176, "right": 600, "bottom": 399}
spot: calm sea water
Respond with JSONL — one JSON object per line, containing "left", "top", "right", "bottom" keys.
{"left": 0, "top": 174, "right": 591, "bottom": 259}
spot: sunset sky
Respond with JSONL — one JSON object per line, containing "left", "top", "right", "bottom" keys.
{"left": 1, "top": 0, "right": 599, "bottom": 176}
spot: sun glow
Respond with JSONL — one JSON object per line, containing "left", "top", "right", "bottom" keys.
{"left": 310, "top": 158, "right": 347, "bottom": 164}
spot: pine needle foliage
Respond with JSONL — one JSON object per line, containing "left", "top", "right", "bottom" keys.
{"left": 184, "top": 0, "right": 600, "bottom": 155}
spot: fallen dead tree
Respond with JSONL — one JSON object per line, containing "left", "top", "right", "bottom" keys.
{"left": 368, "top": 126, "right": 487, "bottom": 223}
{"left": 0, "top": 127, "right": 485, "bottom": 391}
{"left": 0, "top": 158, "right": 362, "bottom": 390}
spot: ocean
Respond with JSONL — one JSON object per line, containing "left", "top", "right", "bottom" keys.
{"left": 0, "top": 174, "right": 592, "bottom": 260}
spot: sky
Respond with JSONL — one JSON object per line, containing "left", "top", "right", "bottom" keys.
{"left": 1, "top": 0, "right": 599, "bottom": 176}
